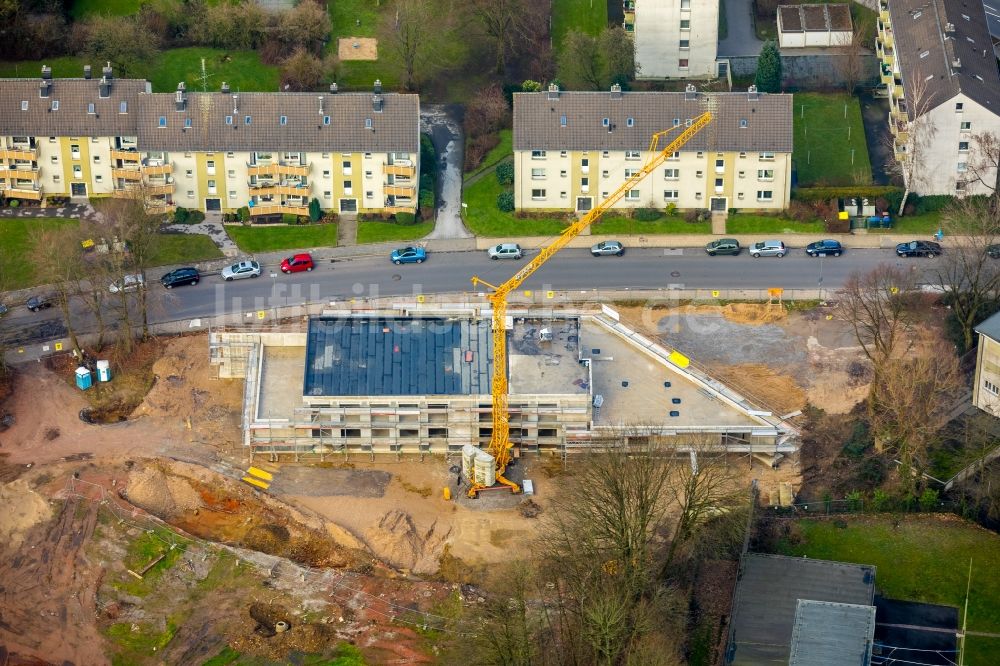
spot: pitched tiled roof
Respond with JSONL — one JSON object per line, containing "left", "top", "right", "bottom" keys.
{"left": 0, "top": 78, "right": 145, "bottom": 137}
{"left": 513, "top": 90, "right": 793, "bottom": 153}
{"left": 136, "top": 91, "right": 420, "bottom": 153}
{"left": 888, "top": 0, "right": 1000, "bottom": 116}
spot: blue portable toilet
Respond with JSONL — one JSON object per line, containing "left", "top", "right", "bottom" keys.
{"left": 96, "top": 360, "right": 112, "bottom": 382}
{"left": 75, "top": 366, "right": 93, "bottom": 390}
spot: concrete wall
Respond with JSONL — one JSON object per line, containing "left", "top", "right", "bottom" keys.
{"left": 727, "top": 53, "right": 880, "bottom": 89}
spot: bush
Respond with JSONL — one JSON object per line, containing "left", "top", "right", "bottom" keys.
{"left": 173, "top": 207, "right": 190, "bottom": 224}
{"left": 238, "top": 206, "right": 250, "bottom": 223}
{"left": 395, "top": 212, "right": 416, "bottom": 224}
{"left": 188, "top": 209, "right": 205, "bottom": 224}
{"left": 282, "top": 213, "right": 299, "bottom": 224}
{"left": 913, "top": 194, "right": 955, "bottom": 215}
{"left": 845, "top": 490, "right": 863, "bottom": 512}
{"left": 419, "top": 188, "right": 435, "bottom": 209}
{"left": 495, "top": 162, "right": 514, "bottom": 186}
{"left": 665, "top": 203, "right": 677, "bottom": 216}
{"left": 634, "top": 207, "right": 661, "bottom": 222}
{"left": 919, "top": 487, "right": 940, "bottom": 512}
{"left": 420, "top": 133, "right": 437, "bottom": 177}
{"left": 825, "top": 216, "right": 851, "bottom": 234}
{"left": 496, "top": 190, "right": 515, "bottom": 212}
{"left": 871, "top": 488, "right": 891, "bottom": 512}
{"left": 786, "top": 200, "right": 816, "bottom": 222}
{"left": 8, "top": 199, "right": 19, "bottom": 208}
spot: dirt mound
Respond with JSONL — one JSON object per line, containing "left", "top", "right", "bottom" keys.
{"left": 126, "top": 465, "right": 203, "bottom": 518}
{"left": 721, "top": 302, "right": 787, "bottom": 325}
{"left": 706, "top": 363, "right": 806, "bottom": 415}
{"left": 365, "top": 509, "right": 451, "bottom": 574}
{"left": 0, "top": 478, "right": 53, "bottom": 549}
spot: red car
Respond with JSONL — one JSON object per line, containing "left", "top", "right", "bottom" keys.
{"left": 280, "top": 253, "right": 314, "bottom": 273}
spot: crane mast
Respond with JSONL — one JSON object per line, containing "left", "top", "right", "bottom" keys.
{"left": 469, "top": 111, "right": 713, "bottom": 497}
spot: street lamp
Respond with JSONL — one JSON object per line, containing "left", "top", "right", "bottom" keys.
{"left": 461, "top": 202, "right": 468, "bottom": 221}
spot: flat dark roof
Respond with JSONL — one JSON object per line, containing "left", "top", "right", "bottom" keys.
{"left": 303, "top": 317, "right": 493, "bottom": 397}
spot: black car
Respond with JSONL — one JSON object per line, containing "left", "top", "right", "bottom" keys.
{"left": 26, "top": 295, "right": 53, "bottom": 312}
{"left": 705, "top": 238, "right": 741, "bottom": 256}
{"left": 805, "top": 239, "right": 843, "bottom": 257}
{"left": 160, "top": 267, "right": 200, "bottom": 289}
{"left": 896, "top": 240, "right": 942, "bottom": 258}
{"left": 987, "top": 244, "right": 1000, "bottom": 259}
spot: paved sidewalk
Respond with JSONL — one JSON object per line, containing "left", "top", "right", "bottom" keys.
{"left": 0, "top": 202, "right": 97, "bottom": 220}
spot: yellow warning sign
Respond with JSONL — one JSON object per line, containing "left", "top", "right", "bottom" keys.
{"left": 417, "top": 294, "right": 425, "bottom": 303}
{"left": 668, "top": 350, "right": 690, "bottom": 368}
{"left": 546, "top": 291, "right": 555, "bottom": 299}
{"left": 17, "top": 348, "right": 24, "bottom": 354}
{"left": 768, "top": 288, "right": 784, "bottom": 298}
{"left": 256, "top": 310, "right": 266, "bottom": 319}
{"left": 54, "top": 342, "right": 63, "bottom": 351}
{"left": 711, "top": 290, "right": 720, "bottom": 298}
{"left": 523, "top": 290, "right": 532, "bottom": 297}
{"left": 890, "top": 286, "right": 899, "bottom": 294}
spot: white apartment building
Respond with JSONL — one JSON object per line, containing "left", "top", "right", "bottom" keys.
{"left": 633, "top": 0, "right": 720, "bottom": 79}
{"left": 512, "top": 85, "right": 792, "bottom": 214}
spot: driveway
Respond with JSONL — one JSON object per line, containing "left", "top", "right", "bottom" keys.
{"left": 420, "top": 105, "right": 472, "bottom": 239}
{"left": 718, "top": 0, "right": 764, "bottom": 57}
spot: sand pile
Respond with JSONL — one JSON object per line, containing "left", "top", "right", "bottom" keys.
{"left": 127, "top": 465, "right": 203, "bottom": 518}
{"left": 365, "top": 509, "right": 451, "bottom": 574}
{"left": 0, "top": 479, "right": 54, "bottom": 549}
{"left": 721, "top": 302, "right": 787, "bottom": 325}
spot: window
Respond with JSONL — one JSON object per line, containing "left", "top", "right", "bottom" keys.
{"left": 51, "top": 100, "right": 59, "bottom": 111}
{"left": 680, "top": 19, "right": 690, "bottom": 29}
{"left": 531, "top": 188, "right": 546, "bottom": 200}
{"left": 664, "top": 190, "right": 679, "bottom": 201}
{"left": 93, "top": 155, "right": 100, "bottom": 163}
{"left": 625, "top": 189, "right": 641, "bottom": 200}
{"left": 738, "top": 170, "right": 746, "bottom": 178}
{"left": 119, "top": 101, "right": 127, "bottom": 114}
{"left": 738, "top": 192, "right": 745, "bottom": 200}
{"left": 581, "top": 157, "right": 589, "bottom": 171}
{"left": 560, "top": 191, "right": 567, "bottom": 198}
{"left": 531, "top": 168, "right": 546, "bottom": 179}
{"left": 323, "top": 115, "right": 331, "bottom": 126}
{"left": 602, "top": 151, "right": 610, "bottom": 157}
{"left": 324, "top": 191, "right": 331, "bottom": 198}
{"left": 714, "top": 177, "right": 724, "bottom": 192}
{"left": 184, "top": 118, "right": 192, "bottom": 128}
{"left": 560, "top": 114, "right": 567, "bottom": 127}
{"left": 187, "top": 190, "right": 194, "bottom": 197}
{"left": 561, "top": 170, "right": 568, "bottom": 177}
{"left": 602, "top": 117, "right": 610, "bottom": 127}
{"left": 20, "top": 100, "right": 27, "bottom": 111}
{"left": 679, "top": 59, "right": 689, "bottom": 69}
{"left": 206, "top": 160, "right": 216, "bottom": 175}
{"left": 539, "top": 428, "right": 558, "bottom": 438}
{"left": 624, "top": 168, "right": 638, "bottom": 178}
{"left": 681, "top": 0, "right": 690, "bottom": 7}
{"left": 70, "top": 144, "right": 80, "bottom": 159}
{"left": 365, "top": 170, "right": 373, "bottom": 179}
{"left": 601, "top": 170, "right": 608, "bottom": 178}
{"left": 626, "top": 117, "right": 634, "bottom": 127}
{"left": 279, "top": 115, "right": 287, "bottom": 125}
{"left": 739, "top": 118, "right": 748, "bottom": 128}
{"left": 87, "top": 103, "right": 95, "bottom": 114}
{"left": 366, "top": 191, "right": 373, "bottom": 199}
{"left": 560, "top": 150, "right": 568, "bottom": 157}
{"left": 985, "top": 379, "right": 999, "bottom": 396}
{"left": 531, "top": 150, "right": 546, "bottom": 159}
{"left": 94, "top": 175, "right": 102, "bottom": 183}
{"left": 959, "top": 141, "right": 969, "bottom": 152}
{"left": 758, "top": 169, "right": 774, "bottom": 180}
{"left": 960, "top": 121, "right": 972, "bottom": 130}
{"left": 695, "top": 170, "right": 703, "bottom": 178}
{"left": 695, "top": 192, "right": 703, "bottom": 199}
{"left": 343, "top": 180, "right": 353, "bottom": 192}
{"left": 581, "top": 177, "right": 589, "bottom": 191}
{"left": 625, "top": 150, "right": 641, "bottom": 160}
{"left": 322, "top": 170, "right": 330, "bottom": 177}
{"left": 207, "top": 179, "right": 217, "bottom": 195}
{"left": 228, "top": 190, "right": 236, "bottom": 198}
{"left": 52, "top": 175, "right": 59, "bottom": 182}
{"left": 158, "top": 116, "right": 166, "bottom": 127}
{"left": 50, "top": 156, "right": 58, "bottom": 164}
{"left": 715, "top": 158, "right": 724, "bottom": 173}
{"left": 668, "top": 151, "right": 680, "bottom": 161}
{"left": 73, "top": 165, "right": 82, "bottom": 178}
{"left": 185, "top": 169, "right": 193, "bottom": 177}
{"left": 955, "top": 102, "right": 964, "bottom": 111}
{"left": 756, "top": 190, "right": 773, "bottom": 201}
{"left": 958, "top": 162, "right": 968, "bottom": 172}
{"left": 673, "top": 118, "right": 681, "bottom": 126}
{"left": 759, "top": 152, "right": 775, "bottom": 160}
{"left": 664, "top": 168, "right": 679, "bottom": 180}
{"left": 679, "top": 39, "right": 690, "bottom": 49}
{"left": 739, "top": 151, "right": 747, "bottom": 158}
{"left": 225, "top": 115, "right": 233, "bottom": 125}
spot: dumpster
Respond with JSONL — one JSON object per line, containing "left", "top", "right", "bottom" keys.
{"left": 96, "top": 359, "right": 112, "bottom": 382}
{"left": 75, "top": 366, "right": 93, "bottom": 390}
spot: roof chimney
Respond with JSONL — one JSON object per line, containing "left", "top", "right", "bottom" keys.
{"left": 610, "top": 83, "right": 622, "bottom": 100}
{"left": 83, "top": 65, "right": 92, "bottom": 80}
{"left": 41, "top": 65, "right": 52, "bottom": 80}
{"left": 372, "top": 80, "right": 383, "bottom": 113}
{"left": 102, "top": 62, "right": 113, "bottom": 80}
{"left": 39, "top": 79, "right": 51, "bottom": 98}
{"left": 547, "top": 83, "right": 560, "bottom": 100}
{"left": 748, "top": 84, "right": 759, "bottom": 101}
{"left": 374, "top": 79, "right": 382, "bottom": 95}
{"left": 221, "top": 81, "right": 230, "bottom": 94}
{"left": 684, "top": 83, "right": 698, "bottom": 101}
{"left": 952, "top": 58, "right": 962, "bottom": 69}
{"left": 175, "top": 82, "right": 187, "bottom": 111}
{"left": 99, "top": 76, "right": 110, "bottom": 98}
{"left": 232, "top": 94, "right": 238, "bottom": 114}
{"left": 329, "top": 82, "right": 338, "bottom": 94}
{"left": 318, "top": 95, "right": 324, "bottom": 115}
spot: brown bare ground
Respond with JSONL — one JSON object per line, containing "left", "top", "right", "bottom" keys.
{"left": 338, "top": 37, "right": 378, "bottom": 61}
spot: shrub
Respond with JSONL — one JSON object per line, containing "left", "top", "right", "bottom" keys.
{"left": 825, "top": 216, "right": 851, "bottom": 234}
{"left": 919, "top": 487, "right": 940, "bottom": 512}
{"left": 871, "top": 488, "right": 891, "bottom": 512}
{"left": 420, "top": 133, "right": 437, "bottom": 176}
{"left": 496, "top": 190, "right": 515, "bottom": 212}
{"left": 634, "top": 207, "right": 661, "bottom": 222}
{"left": 173, "top": 207, "right": 190, "bottom": 224}
{"left": 419, "top": 189, "right": 435, "bottom": 209}
{"left": 495, "top": 162, "right": 514, "bottom": 186}
{"left": 282, "top": 213, "right": 299, "bottom": 225}
{"left": 238, "top": 206, "right": 250, "bottom": 223}
{"left": 188, "top": 210, "right": 205, "bottom": 224}
{"left": 786, "top": 200, "right": 815, "bottom": 222}
{"left": 913, "top": 194, "right": 954, "bottom": 215}
{"left": 395, "top": 212, "right": 416, "bottom": 224}
{"left": 793, "top": 185, "right": 902, "bottom": 202}
{"left": 845, "top": 490, "right": 864, "bottom": 511}
{"left": 8, "top": 199, "right": 19, "bottom": 208}
{"left": 309, "top": 198, "right": 322, "bottom": 223}
{"left": 665, "top": 203, "right": 677, "bottom": 216}
{"left": 683, "top": 208, "right": 700, "bottom": 223}
{"left": 842, "top": 421, "right": 872, "bottom": 458}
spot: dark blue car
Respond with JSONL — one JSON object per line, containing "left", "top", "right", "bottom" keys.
{"left": 391, "top": 246, "right": 427, "bottom": 264}
{"left": 805, "top": 239, "right": 843, "bottom": 257}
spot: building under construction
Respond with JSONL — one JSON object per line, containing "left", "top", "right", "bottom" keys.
{"left": 210, "top": 304, "right": 798, "bottom": 462}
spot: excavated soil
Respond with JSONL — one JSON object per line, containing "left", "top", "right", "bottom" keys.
{"left": 0, "top": 478, "right": 53, "bottom": 549}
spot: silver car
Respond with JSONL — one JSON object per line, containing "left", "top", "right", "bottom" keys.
{"left": 488, "top": 243, "right": 523, "bottom": 260}
{"left": 749, "top": 240, "right": 786, "bottom": 258}
{"left": 109, "top": 274, "right": 145, "bottom": 293}
{"left": 591, "top": 240, "right": 624, "bottom": 257}
{"left": 221, "top": 260, "right": 262, "bottom": 281}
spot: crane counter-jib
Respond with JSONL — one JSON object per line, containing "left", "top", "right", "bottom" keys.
{"left": 466, "top": 110, "right": 714, "bottom": 498}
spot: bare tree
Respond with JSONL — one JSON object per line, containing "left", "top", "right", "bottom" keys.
{"left": 558, "top": 30, "right": 603, "bottom": 90}
{"left": 107, "top": 196, "right": 162, "bottom": 341}
{"left": 967, "top": 131, "right": 1000, "bottom": 205}
{"left": 0, "top": 248, "right": 13, "bottom": 378}
{"left": 935, "top": 198, "right": 1000, "bottom": 352}
{"left": 379, "top": 0, "right": 460, "bottom": 91}
{"left": 835, "top": 22, "right": 871, "bottom": 96}
{"left": 75, "top": 222, "right": 114, "bottom": 352}
{"left": 468, "top": 0, "right": 538, "bottom": 74}
{"left": 30, "top": 228, "right": 84, "bottom": 358}
{"left": 886, "top": 77, "right": 938, "bottom": 215}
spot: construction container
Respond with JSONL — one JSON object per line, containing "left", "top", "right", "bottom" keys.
{"left": 522, "top": 479, "right": 534, "bottom": 495}
{"left": 95, "top": 359, "right": 112, "bottom": 382}
{"left": 75, "top": 366, "right": 92, "bottom": 390}
{"left": 474, "top": 451, "right": 496, "bottom": 487}
{"left": 461, "top": 444, "right": 479, "bottom": 482}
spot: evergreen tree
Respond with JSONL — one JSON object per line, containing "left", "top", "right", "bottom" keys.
{"left": 754, "top": 40, "right": 782, "bottom": 93}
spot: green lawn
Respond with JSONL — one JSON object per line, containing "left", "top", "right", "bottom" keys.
{"left": 869, "top": 211, "right": 943, "bottom": 235}
{"left": 726, "top": 214, "right": 825, "bottom": 234}
{"left": 330, "top": 0, "right": 380, "bottom": 39}
{"left": 463, "top": 172, "right": 568, "bottom": 237}
{"left": 775, "top": 516, "right": 1000, "bottom": 664}
{"left": 149, "top": 234, "right": 223, "bottom": 266}
{"left": 70, "top": 0, "right": 142, "bottom": 19}
{"left": 552, "top": 0, "right": 609, "bottom": 48}
{"left": 793, "top": 93, "right": 872, "bottom": 187}
{"left": 593, "top": 215, "right": 711, "bottom": 235}
{"left": 465, "top": 130, "right": 513, "bottom": 181}
{"left": 225, "top": 224, "right": 339, "bottom": 253}
{"left": 0, "top": 218, "right": 78, "bottom": 290}
{"left": 356, "top": 220, "right": 434, "bottom": 244}
{"left": 0, "top": 55, "right": 90, "bottom": 80}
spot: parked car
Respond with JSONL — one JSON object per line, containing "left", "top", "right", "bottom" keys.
{"left": 749, "top": 240, "right": 786, "bottom": 258}
{"left": 987, "top": 244, "right": 1000, "bottom": 259}
{"left": 221, "top": 260, "right": 262, "bottom": 281}
{"left": 109, "top": 274, "right": 145, "bottom": 293}
{"left": 390, "top": 246, "right": 427, "bottom": 264}
{"left": 280, "top": 253, "right": 314, "bottom": 273}
{"left": 488, "top": 243, "right": 523, "bottom": 260}
{"left": 896, "top": 240, "right": 941, "bottom": 258}
{"left": 160, "top": 267, "right": 200, "bottom": 289}
{"left": 0, "top": 303, "right": 7, "bottom": 317}
{"left": 591, "top": 240, "right": 624, "bottom": 257}
{"left": 805, "top": 239, "right": 843, "bottom": 257}
{"left": 26, "top": 295, "right": 53, "bottom": 312}
{"left": 705, "top": 238, "right": 741, "bottom": 256}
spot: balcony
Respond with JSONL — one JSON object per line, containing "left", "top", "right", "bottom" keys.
{"left": 113, "top": 183, "right": 175, "bottom": 198}
{"left": 145, "top": 199, "right": 176, "bottom": 213}
{"left": 0, "top": 164, "right": 39, "bottom": 181}
{"left": 890, "top": 119, "right": 909, "bottom": 143}
{"left": 2, "top": 185, "right": 43, "bottom": 200}
{"left": 142, "top": 162, "right": 173, "bottom": 177}
{"left": 249, "top": 183, "right": 310, "bottom": 197}
{"left": 892, "top": 80, "right": 905, "bottom": 99}
{"left": 384, "top": 205, "right": 417, "bottom": 215}
{"left": 112, "top": 167, "right": 142, "bottom": 180}
{"left": 111, "top": 148, "right": 141, "bottom": 162}
{"left": 248, "top": 203, "right": 310, "bottom": 217}
{"left": 0, "top": 147, "right": 38, "bottom": 161}
{"left": 384, "top": 163, "right": 416, "bottom": 177}
{"left": 880, "top": 65, "right": 893, "bottom": 87}
{"left": 247, "top": 162, "right": 309, "bottom": 177}
{"left": 385, "top": 184, "right": 416, "bottom": 197}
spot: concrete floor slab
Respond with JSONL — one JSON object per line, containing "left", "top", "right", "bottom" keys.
{"left": 508, "top": 319, "right": 589, "bottom": 395}
{"left": 257, "top": 345, "right": 305, "bottom": 420}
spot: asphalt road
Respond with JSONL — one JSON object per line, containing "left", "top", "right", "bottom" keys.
{"left": 1, "top": 247, "right": 938, "bottom": 341}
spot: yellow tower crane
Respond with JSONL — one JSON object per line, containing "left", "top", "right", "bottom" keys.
{"left": 468, "top": 111, "right": 713, "bottom": 497}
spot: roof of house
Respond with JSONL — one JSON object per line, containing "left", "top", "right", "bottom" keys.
{"left": 513, "top": 89, "right": 793, "bottom": 153}
{"left": 887, "top": 0, "right": 1000, "bottom": 117}
{"left": 136, "top": 90, "right": 419, "bottom": 153}
{"left": 974, "top": 309, "right": 1000, "bottom": 340}
{"left": 727, "top": 554, "right": 876, "bottom": 665}
{"left": 0, "top": 77, "right": 146, "bottom": 138}
{"left": 779, "top": 5, "right": 852, "bottom": 32}
{"left": 302, "top": 317, "right": 493, "bottom": 397}
{"left": 788, "top": 600, "right": 876, "bottom": 666}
